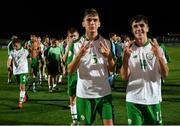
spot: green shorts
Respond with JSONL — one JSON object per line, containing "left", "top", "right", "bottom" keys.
{"left": 77, "top": 94, "right": 113, "bottom": 125}
{"left": 67, "top": 72, "right": 77, "bottom": 96}
{"left": 15, "top": 74, "right": 27, "bottom": 85}
{"left": 126, "top": 102, "right": 162, "bottom": 125}
{"left": 31, "top": 58, "right": 39, "bottom": 75}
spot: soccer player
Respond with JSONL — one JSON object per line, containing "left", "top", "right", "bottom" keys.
{"left": 46, "top": 39, "right": 62, "bottom": 92}
{"left": 7, "top": 35, "right": 18, "bottom": 83}
{"left": 120, "top": 14, "right": 169, "bottom": 125}
{"left": 64, "top": 27, "right": 79, "bottom": 125}
{"left": 7, "top": 38, "right": 29, "bottom": 108}
{"left": 68, "top": 8, "right": 115, "bottom": 125}
{"left": 29, "top": 36, "right": 41, "bottom": 92}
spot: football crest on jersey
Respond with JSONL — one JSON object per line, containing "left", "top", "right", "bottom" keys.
{"left": 146, "top": 52, "right": 154, "bottom": 60}
{"left": 98, "top": 47, "right": 102, "bottom": 53}
{"left": 81, "top": 115, "right": 85, "bottom": 120}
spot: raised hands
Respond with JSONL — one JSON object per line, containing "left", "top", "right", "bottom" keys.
{"left": 151, "top": 38, "right": 162, "bottom": 58}
{"left": 100, "top": 39, "right": 115, "bottom": 72}
{"left": 99, "top": 39, "right": 112, "bottom": 59}
{"left": 67, "top": 41, "right": 90, "bottom": 74}
{"left": 76, "top": 40, "right": 92, "bottom": 58}
{"left": 123, "top": 42, "right": 132, "bottom": 60}
{"left": 151, "top": 38, "right": 169, "bottom": 77}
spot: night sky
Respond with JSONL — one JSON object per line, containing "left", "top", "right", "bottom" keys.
{"left": 0, "top": 0, "right": 180, "bottom": 39}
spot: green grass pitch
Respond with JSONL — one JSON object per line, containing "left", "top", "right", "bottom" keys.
{"left": 0, "top": 45, "right": 180, "bottom": 125}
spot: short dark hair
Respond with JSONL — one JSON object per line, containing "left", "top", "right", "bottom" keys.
{"left": 12, "top": 38, "right": 20, "bottom": 45}
{"left": 67, "top": 27, "right": 78, "bottom": 34}
{"left": 83, "top": 8, "right": 99, "bottom": 19}
{"left": 130, "top": 14, "right": 149, "bottom": 26}
{"left": 11, "top": 35, "right": 18, "bottom": 40}
{"left": 109, "top": 32, "right": 116, "bottom": 38}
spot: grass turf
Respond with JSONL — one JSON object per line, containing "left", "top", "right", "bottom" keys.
{"left": 0, "top": 45, "right": 180, "bottom": 125}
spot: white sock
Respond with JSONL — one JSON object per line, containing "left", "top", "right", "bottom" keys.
{"left": 45, "top": 74, "right": 47, "bottom": 78}
{"left": 71, "top": 104, "right": 77, "bottom": 121}
{"left": 39, "top": 71, "right": 42, "bottom": 79}
{"left": 19, "top": 91, "right": 25, "bottom": 102}
{"left": 33, "top": 82, "right": 36, "bottom": 90}
{"left": 58, "top": 75, "right": 62, "bottom": 82}
{"left": 53, "top": 84, "right": 57, "bottom": 88}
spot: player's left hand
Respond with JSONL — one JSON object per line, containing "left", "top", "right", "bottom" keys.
{"left": 151, "top": 38, "right": 163, "bottom": 58}
{"left": 100, "top": 39, "right": 112, "bottom": 59}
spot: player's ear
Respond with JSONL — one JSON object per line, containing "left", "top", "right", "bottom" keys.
{"left": 82, "top": 21, "right": 85, "bottom": 28}
{"left": 146, "top": 25, "right": 149, "bottom": 32}
{"left": 98, "top": 21, "right": 101, "bottom": 28}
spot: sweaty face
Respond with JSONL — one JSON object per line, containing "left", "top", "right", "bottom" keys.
{"left": 131, "top": 20, "right": 149, "bottom": 40}
{"left": 83, "top": 15, "right": 100, "bottom": 33}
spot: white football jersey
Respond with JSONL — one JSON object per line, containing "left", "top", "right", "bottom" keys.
{"left": 74, "top": 35, "right": 112, "bottom": 98}
{"left": 126, "top": 40, "right": 167, "bottom": 104}
{"left": 9, "top": 47, "right": 29, "bottom": 75}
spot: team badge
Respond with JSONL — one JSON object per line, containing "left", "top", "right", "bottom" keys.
{"left": 128, "top": 119, "right": 132, "bottom": 125}
{"left": 81, "top": 115, "right": 85, "bottom": 120}
{"left": 146, "top": 52, "right": 154, "bottom": 60}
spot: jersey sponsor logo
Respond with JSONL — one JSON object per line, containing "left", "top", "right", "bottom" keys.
{"left": 133, "top": 55, "right": 137, "bottom": 58}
